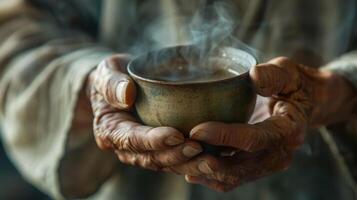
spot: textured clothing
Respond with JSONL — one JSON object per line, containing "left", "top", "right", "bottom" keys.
{"left": 0, "top": 0, "right": 356, "bottom": 199}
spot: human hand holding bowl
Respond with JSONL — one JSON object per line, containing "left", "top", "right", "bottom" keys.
{"left": 169, "top": 57, "right": 356, "bottom": 192}
{"left": 87, "top": 54, "right": 203, "bottom": 171}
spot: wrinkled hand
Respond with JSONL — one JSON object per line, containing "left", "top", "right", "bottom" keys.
{"left": 168, "top": 57, "right": 356, "bottom": 191}
{"left": 88, "top": 54, "right": 203, "bottom": 171}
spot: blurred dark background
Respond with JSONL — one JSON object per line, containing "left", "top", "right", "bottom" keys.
{"left": 0, "top": 138, "right": 50, "bottom": 200}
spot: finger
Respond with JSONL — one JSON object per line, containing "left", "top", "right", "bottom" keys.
{"left": 95, "top": 116, "right": 186, "bottom": 152}
{"left": 185, "top": 175, "right": 234, "bottom": 192}
{"left": 190, "top": 101, "right": 306, "bottom": 152}
{"left": 187, "top": 149, "right": 293, "bottom": 187}
{"left": 151, "top": 141, "right": 203, "bottom": 166}
{"left": 91, "top": 86, "right": 186, "bottom": 152}
{"left": 224, "top": 149, "right": 294, "bottom": 184}
{"left": 94, "top": 54, "right": 136, "bottom": 109}
{"left": 249, "top": 57, "right": 301, "bottom": 96}
{"left": 115, "top": 141, "right": 203, "bottom": 170}
{"left": 166, "top": 154, "right": 220, "bottom": 176}
{"left": 172, "top": 155, "right": 238, "bottom": 186}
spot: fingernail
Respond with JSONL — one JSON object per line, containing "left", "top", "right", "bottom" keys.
{"left": 116, "top": 81, "right": 129, "bottom": 104}
{"left": 190, "top": 130, "right": 207, "bottom": 140}
{"left": 184, "top": 175, "right": 191, "bottom": 182}
{"left": 165, "top": 136, "right": 183, "bottom": 146}
{"left": 183, "top": 146, "right": 202, "bottom": 157}
{"left": 198, "top": 161, "right": 214, "bottom": 174}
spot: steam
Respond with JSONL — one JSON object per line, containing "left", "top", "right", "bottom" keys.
{"left": 188, "top": 1, "right": 236, "bottom": 53}
{"left": 113, "top": 0, "right": 260, "bottom": 82}
{"left": 99, "top": 0, "right": 260, "bottom": 82}
{"left": 186, "top": 1, "right": 260, "bottom": 64}
{"left": 122, "top": 0, "right": 260, "bottom": 60}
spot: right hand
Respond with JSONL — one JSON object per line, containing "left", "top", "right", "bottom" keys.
{"left": 88, "top": 54, "right": 203, "bottom": 171}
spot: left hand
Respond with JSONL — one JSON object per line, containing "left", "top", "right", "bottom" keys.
{"left": 165, "top": 57, "right": 356, "bottom": 192}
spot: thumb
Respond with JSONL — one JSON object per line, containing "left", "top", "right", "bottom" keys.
{"left": 93, "top": 54, "right": 136, "bottom": 109}
{"left": 249, "top": 57, "right": 301, "bottom": 96}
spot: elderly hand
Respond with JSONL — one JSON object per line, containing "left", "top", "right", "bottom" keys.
{"left": 167, "top": 57, "right": 356, "bottom": 191}
{"left": 87, "top": 54, "right": 203, "bottom": 171}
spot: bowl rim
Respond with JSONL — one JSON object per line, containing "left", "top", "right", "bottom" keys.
{"left": 127, "top": 45, "right": 257, "bottom": 85}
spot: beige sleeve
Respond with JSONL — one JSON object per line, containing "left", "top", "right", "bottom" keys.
{"left": 0, "top": 1, "right": 117, "bottom": 199}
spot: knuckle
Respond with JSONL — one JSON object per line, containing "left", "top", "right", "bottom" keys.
{"left": 251, "top": 64, "right": 284, "bottom": 96}
{"left": 251, "top": 64, "right": 275, "bottom": 78}
{"left": 273, "top": 56, "right": 291, "bottom": 65}
{"left": 154, "top": 149, "right": 186, "bottom": 168}
{"left": 94, "top": 124, "right": 116, "bottom": 150}
{"left": 115, "top": 151, "right": 140, "bottom": 167}
{"left": 120, "top": 125, "right": 142, "bottom": 152}
{"left": 108, "top": 125, "right": 131, "bottom": 150}
{"left": 141, "top": 155, "right": 152, "bottom": 168}
{"left": 146, "top": 127, "right": 164, "bottom": 149}
{"left": 118, "top": 152, "right": 156, "bottom": 170}
{"left": 128, "top": 154, "right": 140, "bottom": 167}
{"left": 166, "top": 152, "right": 185, "bottom": 165}
{"left": 120, "top": 132, "right": 137, "bottom": 151}
{"left": 115, "top": 151, "right": 128, "bottom": 163}
{"left": 95, "top": 136, "right": 113, "bottom": 150}
{"left": 142, "top": 154, "right": 160, "bottom": 170}
{"left": 277, "top": 56, "right": 290, "bottom": 61}
{"left": 203, "top": 155, "right": 220, "bottom": 171}
{"left": 149, "top": 127, "right": 184, "bottom": 150}
{"left": 216, "top": 173, "right": 239, "bottom": 186}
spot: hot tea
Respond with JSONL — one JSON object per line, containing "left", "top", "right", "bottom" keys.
{"left": 141, "top": 57, "right": 247, "bottom": 83}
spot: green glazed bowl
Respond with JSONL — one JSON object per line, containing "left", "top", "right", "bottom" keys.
{"left": 128, "top": 45, "right": 257, "bottom": 136}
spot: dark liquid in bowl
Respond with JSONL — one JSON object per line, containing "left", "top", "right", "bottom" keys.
{"left": 145, "top": 58, "right": 243, "bottom": 83}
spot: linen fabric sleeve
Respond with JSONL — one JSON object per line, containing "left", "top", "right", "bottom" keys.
{"left": 0, "top": 1, "right": 118, "bottom": 199}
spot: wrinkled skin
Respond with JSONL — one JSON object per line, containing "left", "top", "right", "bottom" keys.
{"left": 87, "top": 55, "right": 203, "bottom": 171}
{"left": 167, "top": 57, "right": 356, "bottom": 191}
{"left": 87, "top": 55, "right": 356, "bottom": 192}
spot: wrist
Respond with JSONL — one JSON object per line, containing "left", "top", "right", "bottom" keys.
{"left": 312, "top": 69, "right": 356, "bottom": 126}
